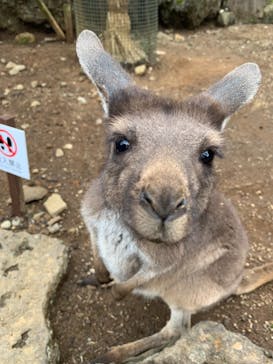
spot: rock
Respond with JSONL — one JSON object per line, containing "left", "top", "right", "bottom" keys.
{"left": 55, "top": 148, "right": 64, "bottom": 157}
{"left": 13, "top": 84, "right": 24, "bottom": 91}
{"left": 8, "top": 64, "right": 26, "bottom": 76}
{"left": 95, "top": 118, "right": 103, "bottom": 125}
{"left": 31, "top": 100, "right": 41, "bottom": 108}
{"left": 0, "top": 230, "right": 68, "bottom": 364}
{"left": 6, "top": 61, "right": 17, "bottom": 69}
{"left": 11, "top": 217, "right": 24, "bottom": 228}
{"left": 15, "top": 32, "right": 36, "bottom": 44}
{"left": 48, "top": 223, "right": 61, "bottom": 234}
{"left": 174, "top": 33, "right": 185, "bottom": 42}
{"left": 31, "top": 80, "right": 39, "bottom": 88}
{"left": 217, "top": 10, "right": 236, "bottom": 27}
{"left": 33, "top": 211, "right": 45, "bottom": 221}
{"left": 226, "top": 0, "right": 264, "bottom": 22}
{"left": 60, "top": 81, "right": 67, "bottom": 87}
{"left": 43, "top": 193, "right": 67, "bottom": 217}
{"left": 1, "top": 220, "right": 11, "bottom": 230}
{"left": 263, "top": 4, "right": 273, "bottom": 24}
{"left": 159, "top": 0, "right": 221, "bottom": 28}
{"left": 21, "top": 123, "right": 30, "bottom": 129}
{"left": 155, "top": 49, "right": 166, "bottom": 56}
{"left": 63, "top": 143, "right": 73, "bottom": 150}
{"left": 47, "top": 216, "right": 62, "bottom": 226}
{"left": 77, "top": 96, "right": 87, "bottom": 104}
{"left": 134, "top": 64, "right": 147, "bottom": 76}
{"left": 23, "top": 185, "right": 48, "bottom": 203}
{"left": 139, "top": 321, "right": 272, "bottom": 364}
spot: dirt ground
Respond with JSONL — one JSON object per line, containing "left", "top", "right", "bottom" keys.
{"left": 0, "top": 24, "right": 272, "bottom": 363}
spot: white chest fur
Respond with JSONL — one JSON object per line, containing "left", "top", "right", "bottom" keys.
{"left": 83, "top": 209, "right": 148, "bottom": 282}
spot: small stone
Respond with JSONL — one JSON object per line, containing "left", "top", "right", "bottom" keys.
{"left": 1, "top": 220, "right": 11, "bottom": 229}
{"left": 55, "top": 148, "right": 64, "bottom": 157}
{"left": 155, "top": 50, "right": 166, "bottom": 56}
{"left": 4, "top": 88, "right": 10, "bottom": 96}
{"left": 6, "top": 61, "right": 17, "bottom": 69}
{"left": 63, "top": 143, "right": 73, "bottom": 150}
{"left": 31, "top": 80, "right": 39, "bottom": 88}
{"left": 48, "top": 223, "right": 61, "bottom": 234}
{"left": 174, "top": 33, "right": 185, "bottom": 42}
{"left": 23, "top": 185, "right": 48, "bottom": 203}
{"left": 9, "top": 64, "right": 26, "bottom": 75}
{"left": 21, "top": 123, "right": 30, "bottom": 129}
{"left": 11, "top": 217, "right": 24, "bottom": 227}
{"left": 134, "top": 64, "right": 146, "bottom": 76}
{"left": 13, "top": 84, "right": 24, "bottom": 91}
{"left": 47, "top": 216, "right": 62, "bottom": 226}
{"left": 95, "top": 118, "right": 103, "bottom": 125}
{"left": 77, "top": 96, "right": 87, "bottom": 104}
{"left": 1, "top": 58, "right": 6, "bottom": 64}
{"left": 33, "top": 211, "right": 45, "bottom": 221}
{"left": 2, "top": 100, "right": 9, "bottom": 106}
{"left": 32, "top": 168, "right": 39, "bottom": 174}
{"left": 60, "top": 57, "right": 67, "bottom": 61}
{"left": 15, "top": 32, "right": 36, "bottom": 44}
{"left": 31, "top": 100, "right": 41, "bottom": 108}
{"left": 60, "top": 82, "right": 67, "bottom": 87}
{"left": 43, "top": 193, "right": 67, "bottom": 217}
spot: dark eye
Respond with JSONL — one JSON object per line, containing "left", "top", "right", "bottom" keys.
{"left": 200, "top": 149, "right": 215, "bottom": 165}
{"left": 115, "top": 138, "right": 130, "bottom": 153}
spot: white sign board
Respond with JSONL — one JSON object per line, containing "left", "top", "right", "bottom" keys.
{"left": 0, "top": 123, "right": 30, "bottom": 180}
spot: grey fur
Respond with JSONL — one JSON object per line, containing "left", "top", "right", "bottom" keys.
{"left": 76, "top": 30, "right": 132, "bottom": 115}
{"left": 77, "top": 30, "right": 263, "bottom": 363}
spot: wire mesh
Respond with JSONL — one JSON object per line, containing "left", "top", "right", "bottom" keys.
{"left": 74, "top": 0, "right": 158, "bottom": 65}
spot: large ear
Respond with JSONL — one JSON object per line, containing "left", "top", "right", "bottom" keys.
{"left": 76, "top": 30, "right": 133, "bottom": 116}
{"left": 201, "top": 63, "right": 261, "bottom": 131}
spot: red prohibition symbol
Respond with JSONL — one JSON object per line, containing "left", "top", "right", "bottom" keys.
{"left": 0, "top": 129, "right": 18, "bottom": 157}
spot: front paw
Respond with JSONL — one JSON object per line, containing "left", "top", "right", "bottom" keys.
{"left": 111, "top": 284, "right": 128, "bottom": 301}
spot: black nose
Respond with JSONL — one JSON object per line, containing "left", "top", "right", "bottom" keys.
{"left": 141, "top": 190, "right": 186, "bottom": 221}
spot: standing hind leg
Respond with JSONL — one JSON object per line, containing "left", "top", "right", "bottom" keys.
{"left": 89, "top": 308, "right": 191, "bottom": 364}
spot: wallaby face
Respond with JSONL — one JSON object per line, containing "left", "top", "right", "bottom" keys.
{"left": 76, "top": 30, "right": 270, "bottom": 364}
{"left": 102, "top": 95, "right": 223, "bottom": 243}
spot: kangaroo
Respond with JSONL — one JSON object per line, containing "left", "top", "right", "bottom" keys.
{"left": 76, "top": 30, "right": 273, "bottom": 364}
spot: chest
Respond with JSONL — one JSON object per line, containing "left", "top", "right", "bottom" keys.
{"left": 87, "top": 209, "right": 148, "bottom": 282}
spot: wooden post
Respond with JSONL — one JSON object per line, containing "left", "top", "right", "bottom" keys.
{"left": 63, "top": 1, "right": 74, "bottom": 43}
{"left": 0, "top": 115, "right": 26, "bottom": 217}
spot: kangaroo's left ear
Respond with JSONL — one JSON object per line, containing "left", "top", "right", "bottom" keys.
{"left": 200, "top": 63, "right": 262, "bottom": 131}
{"left": 76, "top": 30, "right": 133, "bottom": 116}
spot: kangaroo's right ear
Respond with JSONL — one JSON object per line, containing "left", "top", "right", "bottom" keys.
{"left": 76, "top": 30, "right": 133, "bottom": 116}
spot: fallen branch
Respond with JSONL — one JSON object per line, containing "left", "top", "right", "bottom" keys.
{"left": 36, "top": 0, "right": 65, "bottom": 40}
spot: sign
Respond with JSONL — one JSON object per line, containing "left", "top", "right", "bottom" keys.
{"left": 0, "top": 124, "right": 30, "bottom": 179}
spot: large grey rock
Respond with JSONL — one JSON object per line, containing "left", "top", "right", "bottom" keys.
{"left": 226, "top": 0, "right": 265, "bottom": 22}
{"left": 139, "top": 321, "right": 272, "bottom": 364}
{"left": 159, "top": 0, "right": 221, "bottom": 28}
{"left": 0, "top": 230, "right": 68, "bottom": 364}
